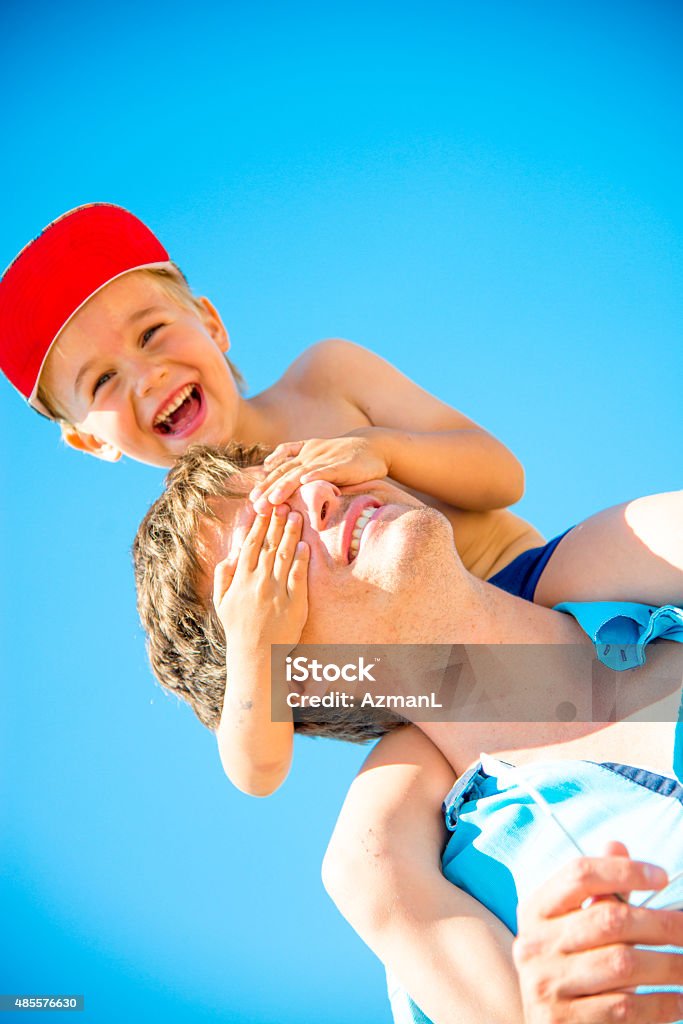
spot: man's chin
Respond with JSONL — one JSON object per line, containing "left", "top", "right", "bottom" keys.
{"left": 354, "top": 504, "right": 451, "bottom": 586}
{"left": 301, "top": 504, "right": 454, "bottom": 644}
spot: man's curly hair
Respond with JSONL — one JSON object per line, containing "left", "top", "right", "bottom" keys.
{"left": 133, "top": 443, "right": 405, "bottom": 743}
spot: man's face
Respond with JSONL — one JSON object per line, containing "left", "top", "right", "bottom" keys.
{"left": 40, "top": 272, "right": 240, "bottom": 467}
{"left": 199, "top": 472, "right": 454, "bottom": 644}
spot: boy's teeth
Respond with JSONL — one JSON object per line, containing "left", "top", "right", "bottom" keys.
{"left": 155, "top": 385, "right": 194, "bottom": 426}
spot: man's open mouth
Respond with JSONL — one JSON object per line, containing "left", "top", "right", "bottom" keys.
{"left": 347, "top": 503, "right": 381, "bottom": 562}
{"left": 153, "top": 384, "right": 203, "bottom": 436}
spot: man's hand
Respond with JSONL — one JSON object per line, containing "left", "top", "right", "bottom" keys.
{"left": 248, "top": 430, "right": 391, "bottom": 511}
{"left": 513, "top": 843, "right": 683, "bottom": 1023}
{"left": 213, "top": 505, "right": 309, "bottom": 656}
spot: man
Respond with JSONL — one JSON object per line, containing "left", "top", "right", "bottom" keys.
{"left": 134, "top": 443, "right": 683, "bottom": 1023}
{"left": 513, "top": 843, "right": 683, "bottom": 1024}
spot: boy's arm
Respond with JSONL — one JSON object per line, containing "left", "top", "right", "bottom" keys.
{"left": 323, "top": 725, "right": 524, "bottom": 1024}
{"left": 262, "top": 339, "right": 525, "bottom": 511}
{"left": 213, "top": 506, "right": 308, "bottom": 797}
{"left": 216, "top": 648, "right": 294, "bottom": 797}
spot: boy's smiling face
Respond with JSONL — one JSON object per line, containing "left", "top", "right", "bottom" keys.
{"left": 39, "top": 271, "right": 241, "bottom": 467}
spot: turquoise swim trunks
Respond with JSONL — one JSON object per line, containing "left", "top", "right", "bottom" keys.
{"left": 440, "top": 755, "right": 683, "bottom": 931}
{"left": 389, "top": 755, "right": 683, "bottom": 1024}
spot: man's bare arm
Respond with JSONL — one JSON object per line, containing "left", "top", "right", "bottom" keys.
{"left": 323, "top": 725, "right": 523, "bottom": 1024}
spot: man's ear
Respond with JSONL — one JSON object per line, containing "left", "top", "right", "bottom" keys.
{"left": 198, "top": 296, "right": 230, "bottom": 353}
{"left": 61, "top": 426, "right": 122, "bottom": 462}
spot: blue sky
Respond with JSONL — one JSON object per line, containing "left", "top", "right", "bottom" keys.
{"left": 1, "top": 2, "right": 682, "bottom": 1021}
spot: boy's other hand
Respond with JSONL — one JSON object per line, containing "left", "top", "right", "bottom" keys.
{"left": 213, "top": 506, "right": 309, "bottom": 656}
{"left": 513, "top": 842, "right": 683, "bottom": 1024}
{"left": 249, "top": 430, "right": 391, "bottom": 510}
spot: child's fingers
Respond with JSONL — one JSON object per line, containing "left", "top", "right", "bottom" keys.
{"left": 212, "top": 555, "right": 238, "bottom": 610}
{"left": 298, "top": 462, "right": 372, "bottom": 488}
{"left": 240, "top": 510, "right": 273, "bottom": 572}
{"left": 273, "top": 512, "right": 304, "bottom": 584}
{"left": 258, "top": 504, "right": 290, "bottom": 574}
{"left": 299, "top": 461, "right": 350, "bottom": 484}
{"left": 263, "top": 441, "right": 305, "bottom": 467}
{"left": 256, "top": 468, "right": 308, "bottom": 508}
{"left": 300, "top": 456, "right": 384, "bottom": 487}
{"left": 267, "top": 461, "right": 340, "bottom": 503}
{"left": 251, "top": 443, "right": 305, "bottom": 497}
{"left": 287, "top": 541, "right": 310, "bottom": 599}
{"left": 250, "top": 461, "right": 301, "bottom": 504}
{"left": 258, "top": 461, "right": 296, "bottom": 487}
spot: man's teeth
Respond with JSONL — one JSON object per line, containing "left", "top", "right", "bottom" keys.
{"left": 154, "top": 385, "right": 194, "bottom": 426}
{"left": 349, "top": 508, "right": 375, "bottom": 560}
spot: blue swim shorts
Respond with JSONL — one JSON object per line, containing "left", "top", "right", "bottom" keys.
{"left": 440, "top": 755, "right": 683, "bottom": 931}
{"left": 488, "top": 529, "right": 573, "bottom": 602}
{"left": 388, "top": 755, "right": 683, "bottom": 1024}
{"left": 557, "top": 600, "right": 683, "bottom": 671}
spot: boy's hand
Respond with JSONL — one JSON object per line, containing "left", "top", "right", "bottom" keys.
{"left": 513, "top": 843, "right": 683, "bottom": 1024}
{"left": 249, "top": 429, "right": 391, "bottom": 511}
{"left": 213, "top": 506, "right": 309, "bottom": 655}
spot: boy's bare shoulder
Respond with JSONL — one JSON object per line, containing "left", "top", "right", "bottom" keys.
{"left": 280, "top": 338, "right": 373, "bottom": 398}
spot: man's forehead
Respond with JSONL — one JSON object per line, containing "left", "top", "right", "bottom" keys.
{"left": 195, "top": 467, "right": 266, "bottom": 578}
{"left": 194, "top": 503, "right": 249, "bottom": 600}
{"left": 240, "top": 465, "right": 267, "bottom": 487}
{"left": 207, "top": 469, "right": 262, "bottom": 534}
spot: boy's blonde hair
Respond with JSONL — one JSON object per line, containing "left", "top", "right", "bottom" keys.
{"left": 36, "top": 265, "right": 246, "bottom": 426}
{"left": 133, "top": 442, "right": 405, "bottom": 742}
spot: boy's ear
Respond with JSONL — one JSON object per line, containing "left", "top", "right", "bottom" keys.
{"left": 197, "top": 296, "right": 230, "bottom": 353}
{"left": 61, "top": 426, "right": 122, "bottom": 462}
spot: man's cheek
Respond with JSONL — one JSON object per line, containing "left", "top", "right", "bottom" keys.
{"left": 308, "top": 578, "right": 374, "bottom": 632}
{"left": 230, "top": 519, "right": 256, "bottom": 563}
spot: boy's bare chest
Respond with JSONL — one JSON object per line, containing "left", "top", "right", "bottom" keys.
{"left": 277, "top": 392, "right": 371, "bottom": 440}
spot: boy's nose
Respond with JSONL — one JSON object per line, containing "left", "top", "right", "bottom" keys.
{"left": 296, "top": 480, "right": 342, "bottom": 532}
{"left": 135, "top": 361, "right": 168, "bottom": 398}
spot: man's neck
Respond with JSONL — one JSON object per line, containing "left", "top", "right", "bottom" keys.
{"left": 416, "top": 567, "right": 682, "bottom": 739}
{"left": 418, "top": 562, "right": 591, "bottom": 647}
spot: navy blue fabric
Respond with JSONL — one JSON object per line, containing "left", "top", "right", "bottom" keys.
{"left": 488, "top": 529, "right": 573, "bottom": 601}
{"left": 599, "top": 762, "right": 683, "bottom": 803}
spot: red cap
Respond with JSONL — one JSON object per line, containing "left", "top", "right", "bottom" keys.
{"left": 0, "top": 203, "right": 171, "bottom": 413}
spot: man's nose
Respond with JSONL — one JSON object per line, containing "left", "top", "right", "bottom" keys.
{"left": 296, "top": 480, "right": 342, "bottom": 531}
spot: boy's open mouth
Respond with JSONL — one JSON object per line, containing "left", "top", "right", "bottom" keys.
{"left": 153, "top": 384, "right": 204, "bottom": 436}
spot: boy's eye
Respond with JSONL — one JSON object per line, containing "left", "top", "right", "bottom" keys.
{"left": 141, "top": 323, "right": 164, "bottom": 345}
{"left": 93, "top": 371, "right": 114, "bottom": 396}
